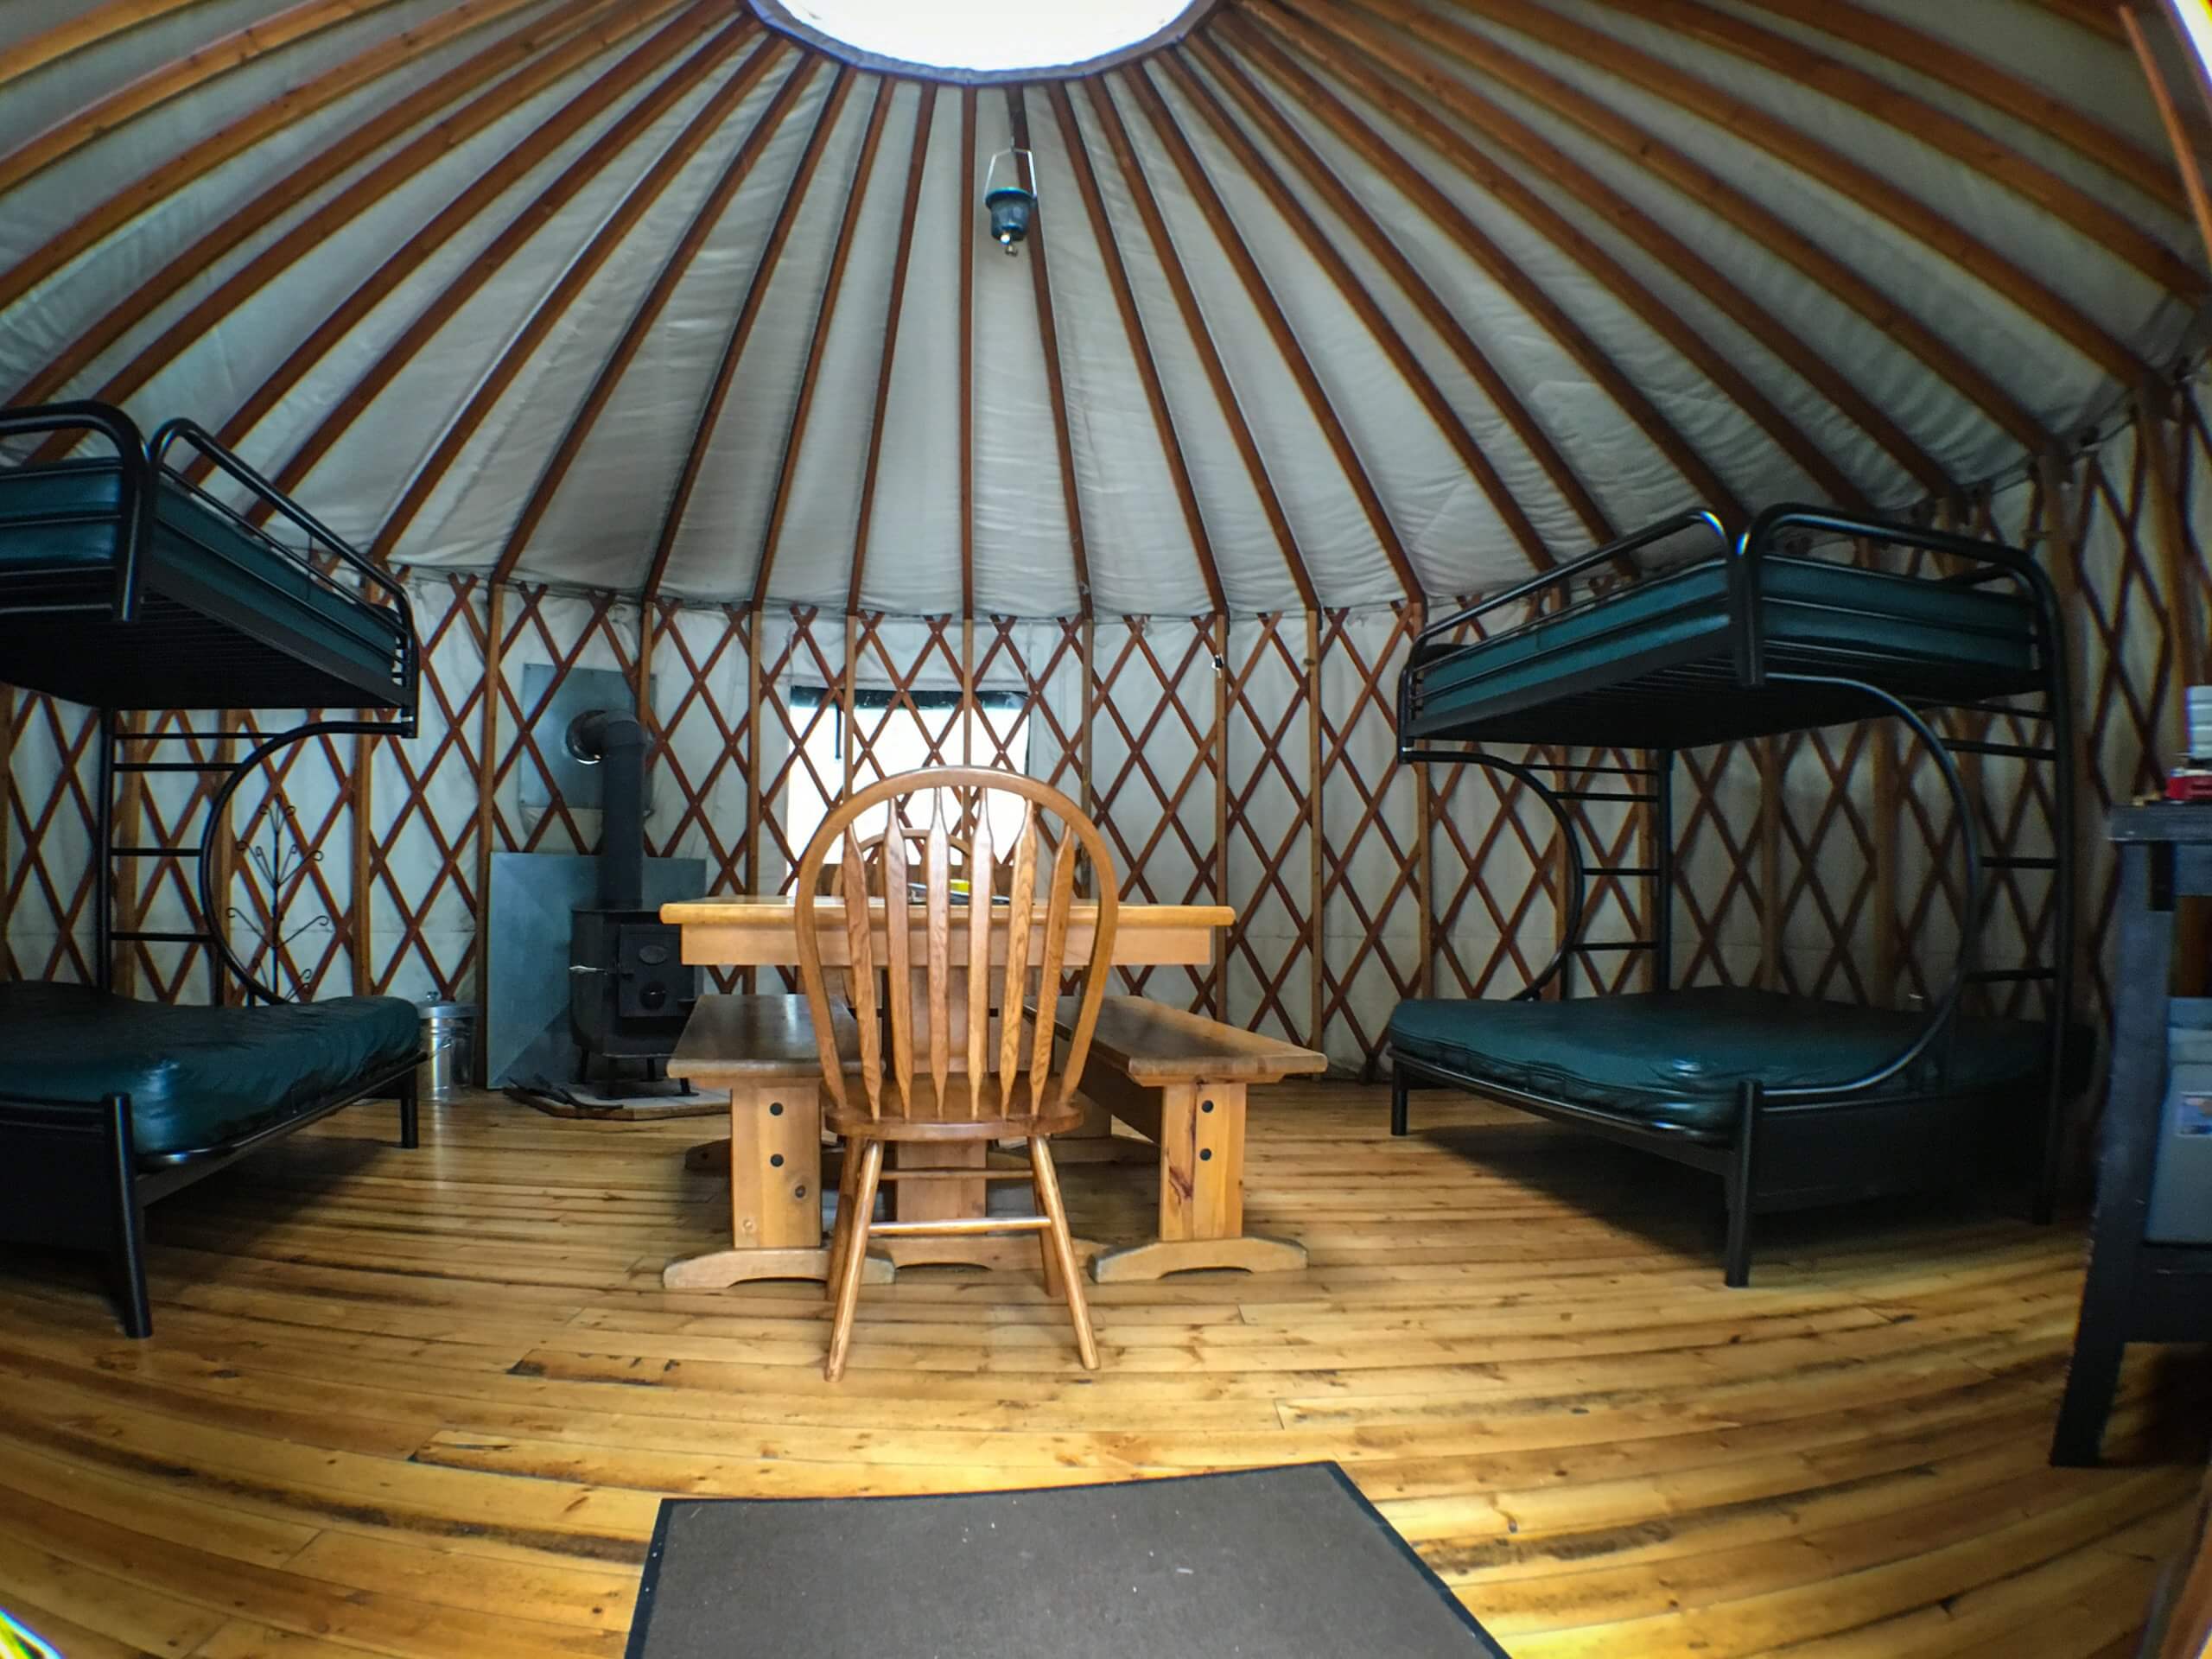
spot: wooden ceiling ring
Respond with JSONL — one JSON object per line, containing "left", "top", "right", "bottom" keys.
{"left": 211, "top": 6, "right": 739, "bottom": 502}
{"left": 747, "top": 77, "right": 897, "bottom": 609}
{"left": 1734, "top": 0, "right": 2183, "bottom": 211}
{"left": 1166, "top": 43, "right": 1611, "bottom": 550}
{"left": 491, "top": 53, "right": 824, "bottom": 583}
{"left": 0, "top": 0, "right": 425, "bottom": 200}
{"left": 1125, "top": 64, "right": 1473, "bottom": 587}
{"left": 1046, "top": 79, "right": 1229, "bottom": 615}
{"left": 22, "top": 0, "right": 668, "bottom": 427}
{"left": 958, "top": 87, "right": 978, "bottom": 620}
{"left": 1579, "top": 0, "right": 2197, "bottom": 296}
{"left": 641, "top": 66, "right": 859, "bottom": 600}
{"left": 0, "top": 0, "right": 551, "bottom": 321}
{"left": 1008, "top": 88, "right": 1095, "bottom": 619}
{"left": 1085, "top": 74, "right": 1332, "bottom": 607}
{"left": 1218, "top": 16, "right": 1745, "bottom": 524}
{"left": 373, "top": 35, "right": 791, "bottom": 564}
{"left": 1408, "top": 0, "right": 2149, "bottom": 383}
{"left": 0, "top": 0, "right": 213, "bottom": 93}
{"left": 1256, "top": 3, "right": 1885, "bottom": 509}
{"left": 1343, "top": 3, "right": 2052, "bottom": 455}
{"left": 846, "top": 84, "right": 938, "bottom": 614}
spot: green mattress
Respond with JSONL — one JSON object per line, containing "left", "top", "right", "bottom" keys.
{"left": 1405, "top": 556, "right": 2040, "bottom": 749}
{"left": 0, "top": 980, "right": 419, "bottom": 1159}
{"left": 0, "top": 458, "right": 406, "bottom": 709}
{"left": 1387, "top": 987, "right": 2044, "bottom": 1138}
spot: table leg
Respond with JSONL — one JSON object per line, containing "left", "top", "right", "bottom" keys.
{"left": 1042, "top": 1099, "right": 1154, "bottom": 1165}
{"left": 664, "top": 1080, "right": 892, "bottom": 1288}
{"left": 1090, "top": 1081, "right": 1306, "bottom": 1282}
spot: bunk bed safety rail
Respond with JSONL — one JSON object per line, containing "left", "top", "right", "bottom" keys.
{"left": 0, "top": 401, "right": 154, "bottom": 624}
{"left": 1731, "top": 507, "right": 2074, "bottom": 1146}
{"left": 148, "top": 418, "right": 417, "bottom": 731}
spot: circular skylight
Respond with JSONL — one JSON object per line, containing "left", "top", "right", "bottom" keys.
{"left": 750, "top": 0, "right": 1214, "bottom": 81}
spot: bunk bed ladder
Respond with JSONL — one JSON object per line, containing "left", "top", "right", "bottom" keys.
{"left": 96, "top": 715, "right": 241, "bottom": 1004}
{"left": 1549, "top": 754, "right": 1674, "bottom": 998}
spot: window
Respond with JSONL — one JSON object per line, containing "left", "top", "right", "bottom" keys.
{"left": 749, "top": 0, "right": 1207, "bottom": 79}
{"left": 781, "top": 687, "right": 1033, "bottom": 878}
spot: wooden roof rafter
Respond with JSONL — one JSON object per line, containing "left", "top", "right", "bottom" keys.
{"left": 22, "top": 0, "right": 672, "bottom": 421}
{"left": 374, "top": 34, "right": 792, "bottom": 565}
{"left": 0, "top": 0, "right": 213, "bottom": 94}
{"left": 0, "top": 0, "right": 429, "bottom": 200}
{"left": 1257, "top": 1, "right": 1895, "bottom": 509}
{"left": 0, "top": 0, "right": 553, "bottom": 321}
{"left": 1414, "top": 0, "right": 2152, "bottom": 382}
{"left": 1732, "top": 0, "right": 2183, "bottom": 209}
{"left": 1182, "top": 37, "right": 1610, "bottom": 545}
{"left": 845, "top": 85, "right": 938, "bottom": 616}
{"left": 235, "top": 8, "right": 748, "bottom": 510}
{"left": 1579, "top": 0, "right": 2196, "bottom": 296}
{"left": 958, "top": 87, "right": 979, "bottom": 620}
{"left": 1046, "top": 80, "right": 1230, "bottom": 614}
{"left": 491, "top": 52, "right": 825, "bottom": 583}
{"left": 1324, "top": 2, "right": 2052, "bottom": 456}
{"left": 1160, "top": 46, "right": 1605, "bottom": 552}
{"left": 1220, "top": 18, "right": 1745, "bottom": 524}
{"left": 1009, "top": 87, "right": 1095, "bottom": 618}
{"left": 1123, "top": 64, "right": 1463, "bottom": 586}
{"left": 1079, "top": 75, "right": 1328, "bottom": 608}
{"left": 747, "top": 76, "right": 897, "bottom": 610}
{"left": 641, "top": 64, "right": 859, "bottom": 601}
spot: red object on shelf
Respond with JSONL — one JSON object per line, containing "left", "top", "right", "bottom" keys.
{"left": 2167, "top": 770, "right": 2212, "bottom": 803}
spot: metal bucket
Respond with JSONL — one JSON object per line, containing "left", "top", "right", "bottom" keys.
{"left": 420, "top": 1001, "right": 476, "bottom": 1102}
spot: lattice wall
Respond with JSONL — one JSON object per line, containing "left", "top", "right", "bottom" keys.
{"left": 5, "top": 400, "right": 2206, "bottom": 1085}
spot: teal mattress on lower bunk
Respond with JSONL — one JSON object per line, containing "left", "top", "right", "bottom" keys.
{"left": 1387, "top": 987, "right": 2045, "bottom": 1139}
{"left": 0, "top": 980, "right": 419, "bottom": 1159}
{"left": 0, "top": 459, "right": 405, "bottom": 709}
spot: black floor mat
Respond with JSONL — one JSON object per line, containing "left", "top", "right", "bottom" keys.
{"left": 625, "top": 1464, "right": 1510, "bottom": 1657}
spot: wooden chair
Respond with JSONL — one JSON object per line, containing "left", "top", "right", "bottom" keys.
{"left": 794, "top": 766, "right": 1118, "bottom": 1381}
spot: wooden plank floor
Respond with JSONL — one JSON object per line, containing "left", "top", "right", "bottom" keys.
{"left": 0, "top": 1084, "right": 2203, "bottom": 1657}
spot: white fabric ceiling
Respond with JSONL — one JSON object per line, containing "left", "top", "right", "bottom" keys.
{"left": 0, "top": 0, "right": 2201, "bottom": 616}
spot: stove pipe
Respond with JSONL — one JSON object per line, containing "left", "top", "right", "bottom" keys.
{"left": 566, "top": 708, "right": 645, "bottom": 912}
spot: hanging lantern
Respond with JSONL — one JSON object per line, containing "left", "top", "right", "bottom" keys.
{"left": 984, "top": 147, "right": 1037, "bottom": 254}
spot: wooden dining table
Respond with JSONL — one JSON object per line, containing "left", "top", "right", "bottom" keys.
{"left": 658, "top": 893, "right": 1234, "bottom": 1287}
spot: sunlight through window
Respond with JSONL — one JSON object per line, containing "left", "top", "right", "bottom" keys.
{"left": 752, "top": 0, "right": 1202, "bottom": 76}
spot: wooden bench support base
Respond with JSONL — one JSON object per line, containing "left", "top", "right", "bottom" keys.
{"left": 1091, "top": 1234, "right": 1306, "bottom": 1282}
{"left": 664, "top": 1245, "right": 894, "bottom": 1289}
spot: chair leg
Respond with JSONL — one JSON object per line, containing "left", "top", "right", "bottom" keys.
{"left": 1027, "top": 1142, "right": 1066, "bottom": 1301}
{"left": 826, "top": 1135, "right": 862, "bottom": 1294}
{"left": 1029, "top": 1137, "right": 1097, "bottom": 1370}
{"left": 824, "top": 1140, "right": 882, "bottom": 1382}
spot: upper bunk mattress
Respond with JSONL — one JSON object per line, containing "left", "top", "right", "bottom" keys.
{"left": 1388, "top": 987, "right": 2048, "bottom": 1139}
{"left": 0, "top": 980, "right": 419, "bottom": 1160}
{"left": 0, "top": 459, "right": 408, "bottom": 710}
{"left": 1403, "top": 556, "right": 2042, "bottom": 749}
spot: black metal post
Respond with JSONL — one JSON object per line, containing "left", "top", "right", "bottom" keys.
{"left": 1722, "top": 1079, "right": 1763, "bottom": 1287}
{"left": 104, "top": 1093, "right": 150, "bottom": 1338}
{"left": 1390, "top": 1065, "right": 1409, "bottom": 1137}
{"left": 1653, "top": 750, "right": 1675, "bottom": 992}
{"left": 94, "top": 710, "right": 115, "bottom": 994}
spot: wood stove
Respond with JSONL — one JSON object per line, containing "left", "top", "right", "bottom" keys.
{"left": 565, "top": 709, "right": 694, "bottom": 1079}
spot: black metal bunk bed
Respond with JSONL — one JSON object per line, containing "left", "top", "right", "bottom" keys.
{"left": 0, "top": 400, "right": 423, "bottom": 1335}
{"left": 1387, "top": 504, "right": 2077, "bottom": 1286}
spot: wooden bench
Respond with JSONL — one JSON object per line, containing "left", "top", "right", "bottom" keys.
{"left": 661, "top": 995, "right": 893, "bottom": 1291}
{"left": 1037, "top": 995, "right": 1326, "bottom": 1282}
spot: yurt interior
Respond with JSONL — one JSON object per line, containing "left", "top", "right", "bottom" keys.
{"left": 5, "top": 0, "right": 2212, "bottom": 1654}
